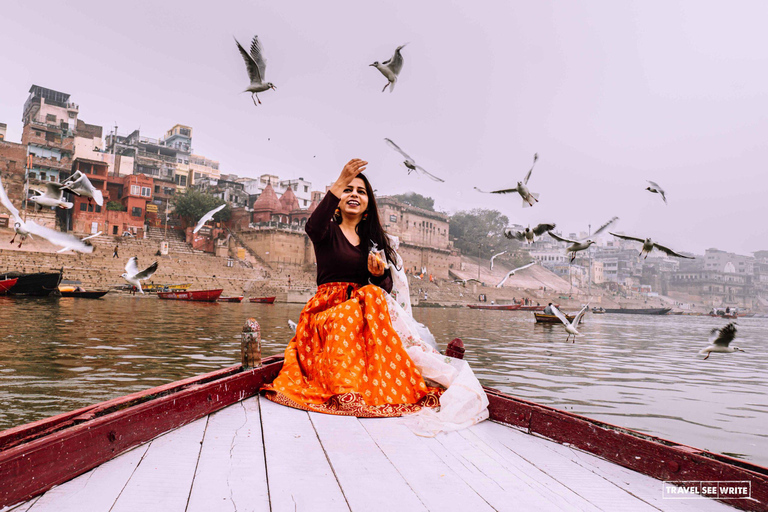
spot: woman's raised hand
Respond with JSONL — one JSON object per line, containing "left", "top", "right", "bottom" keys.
{"left": 339, "top": 159, "right": 367, "bottom": 183}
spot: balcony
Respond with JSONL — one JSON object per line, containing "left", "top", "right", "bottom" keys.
{"left": 30, "top": 154, "right": 71, "bottom": 172}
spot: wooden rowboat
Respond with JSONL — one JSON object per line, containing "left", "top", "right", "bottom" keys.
{"left": 534, "top": 312, "right": 582, "bottom": 324}
{"left": 466, "top": 303, "right": 521, "bottom": 310}
{"left": 157, "top": 289, "right": 223, "bottom": 302}
{"left": 1, "top": 352, "right": 765, "bottom": 511}
{"left": 249, "top": 296, "right": 276, "bottom": 304}
{"left": 217, "top": 296, "right": 244, "bottom": 303}
{"left": 517, "top": 304, "right": 546, "bottom": 311}
{"left": 0, "top": 277, "right": 18, "bottom": 295}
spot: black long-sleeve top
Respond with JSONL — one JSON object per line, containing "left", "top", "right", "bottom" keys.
{"left": 305, "top": 191, "right": 392, "bottom": 293}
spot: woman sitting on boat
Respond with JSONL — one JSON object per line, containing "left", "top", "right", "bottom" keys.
{"left": 263, "top": 159, "right": 488, "bottom": 434}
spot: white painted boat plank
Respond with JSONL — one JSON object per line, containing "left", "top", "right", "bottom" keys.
{"left": 430, "top": 427, "right": 589, "bottom": 511}
{"left": 26, "top": 444, "right": 149, "bottom": 512}
{"left": 110, "top": 416, "right": 207, "bottom": 512}
{"left": 462, "top": 422, "right": 656, "bottom": 511}
{"left": 479, "top": 421, "right": 735, "bottom": 512}
{"left": 187, "top": 397, "right": 269, "bottom": 512}
{"left": 309, "top": 412, "right": 427, "bottom": 512}
{"left": 259, "top": 397, "right": 349, "bottom": 512}
{"left": 6, "top": 496, "right": 40, "bottom": 512}
{"left": 360, "top": 418, "right": 496, "bottom": 512}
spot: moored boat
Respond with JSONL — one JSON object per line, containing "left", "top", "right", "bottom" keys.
{"left": 1, "top": 352, "right": 765, "bottom": 511}
{"left": 0, "top": 277, "right": 18, "bottom": 295}
{"left": 517, "top": 304, "right": 546, "bottom": 311}
{"left": 249, "top": 296, "right": 276, "bottom": 304}
{"left": 534, "top": 312, "right": 582, "bottom": 324}
{"left": 218, "top": 296, "right": 244, "bottom": 303}
{"left": 143, "top": 283, "right": 192, "bottom": 293}
{"left": 603, "top": 307, "right": 671, "bottom": 315}
{"left": 466, "top": 303, "right": 521, "bottom": 310}
{"left": 58, "top": 286, "right": 109, "bottom": 299}
{"left": 0, "top": 270, "right": 63, "bottom": 296}
{"left": 157, "top": 289, "right": 223, "bottom": 302}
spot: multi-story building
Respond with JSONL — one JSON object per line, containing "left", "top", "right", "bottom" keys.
{"left": 187, "top": 154, "right": 220, "bottom": 186}
{"left": 241, "top": 174, "right": 313, "bottom": 209}
{"left": 21, "top": 85, "right": 77, "bottom": 183}
{"left": 195, "top": 175, "right": 250, "bottom": 209}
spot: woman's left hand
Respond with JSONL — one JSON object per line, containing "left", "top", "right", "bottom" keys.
{"left": 368, "top": 253, "right": 385, "bottom": 277}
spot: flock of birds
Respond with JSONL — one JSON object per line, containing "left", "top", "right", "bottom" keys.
{"left": 0, "top": 35, "right": 745, "bottom": 361}
{"left": 235, "top": 33, "right": 746, "bottom": 361}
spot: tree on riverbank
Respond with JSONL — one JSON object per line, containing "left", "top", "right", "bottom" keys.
{"left": 173, "top": 190, "right": 231, "bottom": 225}
{"left": 449, "top": 209, "right": 524, "bottom": 261}
{"left": 390, "top": 192, "right": 435, "bottom": 211}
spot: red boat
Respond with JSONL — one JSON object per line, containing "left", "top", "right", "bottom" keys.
{"left": 0, "top": 278, "right": 18, "bottom": 295}
{"left": 249, "top": 296, "right": 276, "bottom": 304}
{"left": 218, "top": 296, "right": 244, "bottom": 303}
{"left": 466, "top": 303, "right": 521, "bottom": 310}
{"left": 518, "top": 304, "right": 546, "bottom": 311}
{"left": 157, "top": 289, "right": 223, "bottom": 302}
{"left": 2, "top": 351, "right": 766, "bottom": 510}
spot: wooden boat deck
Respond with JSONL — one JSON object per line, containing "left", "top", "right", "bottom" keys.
{"left": 10, "top": 395, "right": 736, "bottom": 512}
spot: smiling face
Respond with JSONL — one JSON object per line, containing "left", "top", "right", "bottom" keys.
{"left": 339, "top": 177, "right": 369, "bottom": 220}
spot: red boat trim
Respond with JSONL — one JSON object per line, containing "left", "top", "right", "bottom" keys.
{"left": 0, "top": 356, "right": 283, "bottom": 509}
{"left": 486, "top": 389, "right": 767, "bottom": 511}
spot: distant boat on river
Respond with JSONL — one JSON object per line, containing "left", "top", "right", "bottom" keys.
{"left": 467, "top": 303, "right": 521, "bottom": 310}
{"left": 157, "top": 289, "right": 223, "bottom": 302}
{"left": 603, "top": 307, "right": 671, "bottom": 315}
{"left": 218, "top": 296, "right": 244, "bottom": 303}
{"left": 0, "top": 270, "right": 62, "bottom": 296}
{"left": 0, "top": 277, "right": 18, "bottom": 295}
{"left": 249, "top": 296, "right": 276, "bottom": 304}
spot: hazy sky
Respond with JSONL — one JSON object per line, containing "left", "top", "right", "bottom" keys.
{"left": 1, "top": 1, "right": 766, "bottom": 255}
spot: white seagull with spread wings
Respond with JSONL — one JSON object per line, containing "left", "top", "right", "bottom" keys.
{"left": 489, "top": 251, "right": 506, "bottom": 270}
{"left": 120, "top": 257, "right": 158, "bottom": 295}
{"left": 61, "top": 171, "right": 103, "bottom": 206}
{"left": 609, "top": 233, "right": 694, "bottom": 260}
{"left": 699, "top": 323, "right": 743, "bottom": 360}
{"left": 645, "top": 180, "right": 667, "bottom": 204}
{"left": 193, "top": 204, "right": 226, "bottom": 234}
{"left": 384, "top": 138, "right": 445, "bottom": 182}
{"left": 28, "top": 182, "right": 73, "bottom": 210}
{"left": 548, "top": 216, "right": 618, "bottom": 263}
{"left": 551, "top": 304, "right": 590, "bottom": 343}
{"left": 235, "top": 35, "right": 276, "bottom": 106}
{"left": 475, "top": 153, "right": 540, "bottom": 207}
{"left": 370, "top": 44, "right": 407, "bottom": 92}
{"left": 496, "top": 261, "right": 536, "bottom": 288}
{"left": 504, "top": 223, "right": 556, "bottom": 244}
{"left": 0, "top": 175, "right": 94, "bottom": 252}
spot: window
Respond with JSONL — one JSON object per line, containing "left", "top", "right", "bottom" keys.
{"left": 304, "top": 186, "right": 308, "bottom": 192}
{"left": 154, "top": 186, "right": 160, "bottom": 193}
{"left": 80, "top": 203, "right": 87, "bottom": 211}
{"left": 141, "top": 187, "right": 151, "bottom": 197}
{"left": 95, "top": 205, "right": 102, "bottom": 213}
{"left": 131, "top": 207, "right": 142, "bottom": 217}
{"left": 113, "top": 225, "right": 118, "bottom": 235}
{"left": 131, "top": 185, "right": 140, "bottom": 195}
{"left": 29, "top": 172, "right": 36, "bottom": 179}
{"left": 390, "top": 214, "right": 397, "bottom": 222}
{"left": 88, "top": 204, "right": 94, "bottom": 212}
{"left": 46, "top": 114, "right": 56, "bottom": 123}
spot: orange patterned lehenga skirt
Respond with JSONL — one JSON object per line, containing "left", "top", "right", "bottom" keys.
{"left": 262, "top": 282, "right": 443, "bottom": 417}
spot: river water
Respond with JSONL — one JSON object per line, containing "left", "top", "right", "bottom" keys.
{"left": 1, "top": 295, "right": 766, "bottom": 467}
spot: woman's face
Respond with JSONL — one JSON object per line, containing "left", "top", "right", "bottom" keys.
{"left": 339, "top": 177, "right": 369, "bottom": 218}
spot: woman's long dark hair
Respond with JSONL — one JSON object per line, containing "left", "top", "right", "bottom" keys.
{"left": 338, "top": 173, "right": 399, "bottom": 270}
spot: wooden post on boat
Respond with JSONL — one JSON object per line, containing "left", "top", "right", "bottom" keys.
{"left": 446, "top": 338, "right": 465, "bottom": 359}
{"left": 241, "top": 317, "right": 261, "bottom": 368}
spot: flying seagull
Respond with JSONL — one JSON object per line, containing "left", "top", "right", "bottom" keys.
{"left": 551, "top": 304, "right": 590, "bottom": 343}
{"left": 0, "top": 175, "right": 94, "bottom": 252}
{"left": 121, "top": 257, "right": 158, "bottom": 295}
{"left": 61, "top": 171, "right": 104, "bottom": 206}
{"left": 609, "top": 233, "right": 694, "bottom": 259}
{"left": 505, "top": 223, "right": 556, "bottom": 244}
{"left": 474, "top": 153, "right": 540, "bottom": 207}
{"left": 645, "top": 180, "right": 667, "bottom": 204}
{"left": 235, "top": 35, "right": 276, "bottom": 106}
{"left": 453, "top": 277, "right": 482, "bottom": 287}
{"left": 496, "top": 261, "right": 536, "bottom": 288}
{"left": 28, "top": 182, "right": 73, "bottom": 210}
{"left": 370, "top": 44, "right": 407, "bottom": 93}
{"left": 489, "top": 251, "right": 506, "bottom": 270}
{"left": 548, "top": 216, "right": 619, "bottom": 263}
{"left": 57, "top": 231, "right": 102, "bottom": 253}
{"left": 193, "top": 204, "right": 226, "bottom": 234}
{"left": 384, "top": 138, "right": 445, "bottom": 182}
{"left": 699, "top": 323, "right": 743, "bottom": 360}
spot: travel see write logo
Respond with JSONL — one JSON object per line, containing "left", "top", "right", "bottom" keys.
{"left": 663, "top": 481, "right": 751, "bottom": 500}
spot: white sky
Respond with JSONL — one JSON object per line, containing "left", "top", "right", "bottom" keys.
{"left": 1, "top": 0, "right": 766, "bottom": 255}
